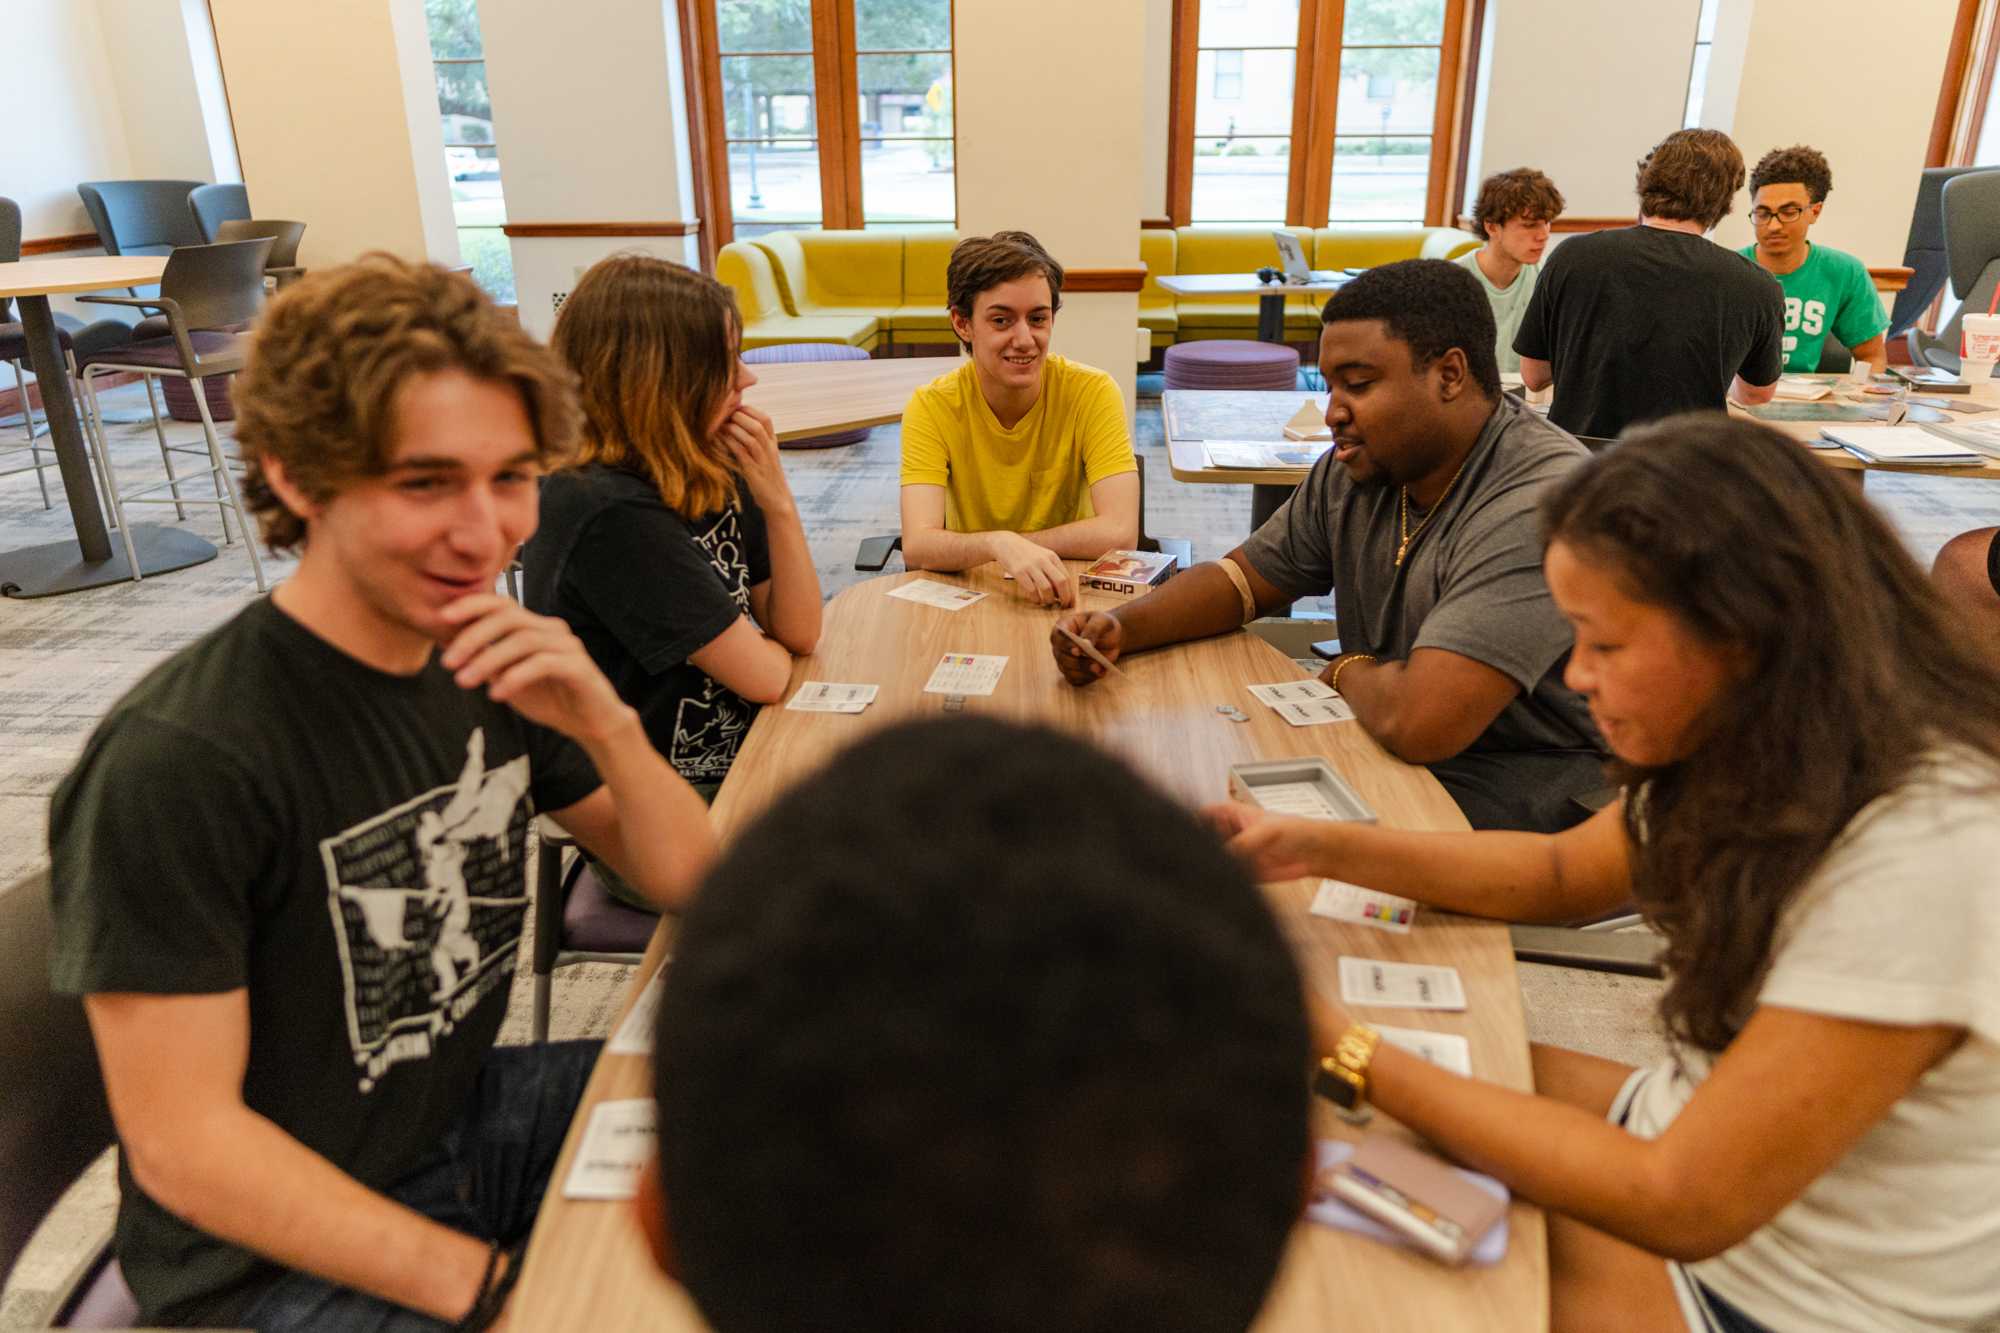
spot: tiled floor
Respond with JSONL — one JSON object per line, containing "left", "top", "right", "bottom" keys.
{"left": 3, "top": 383, "right": 1995, "bottom": 1325}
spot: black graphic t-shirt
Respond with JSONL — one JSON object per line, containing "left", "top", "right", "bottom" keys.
{"left": 48, "top": 598, "right": 600, "bottom": 1326}
{"left": 524, "top": 463, "right": 771, "bottom": 788}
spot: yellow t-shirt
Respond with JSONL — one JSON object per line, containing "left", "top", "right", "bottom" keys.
{"left": 899, "top": 355, "right": 1137, "bottom": 534}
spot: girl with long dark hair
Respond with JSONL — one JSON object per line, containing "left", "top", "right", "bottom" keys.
{"left": 1212, "top": 415, "right": 2000, "bottom": 1333}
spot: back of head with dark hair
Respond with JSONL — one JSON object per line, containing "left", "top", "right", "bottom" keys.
{"left": 1471, "top": 167, "right": 1566, "bottom": 237}
{"left": 1540, "top": 415, "right": 2000, "bottom": 1052}
{"left": 1319, "top": 258, "right": 1501, "bottom": 398}
{"left": 946, "top": 230, "right": 1065, "bottom": 349}
{"left": 654, "top": 717, "right": 1310, "bottom": 1333}
{"left": 1748, "top": 144, "right": 1833, "bottom": 204}
{"left": 1634, "top": 128, "right": 1745, "bottom": 230}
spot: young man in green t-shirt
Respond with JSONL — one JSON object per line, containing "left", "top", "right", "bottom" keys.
{"left": 1455, "top": 167, "right": 1564, "bottom": 375}
{"left": 1739, "top": 145, "right": 1889, "bottom": 374}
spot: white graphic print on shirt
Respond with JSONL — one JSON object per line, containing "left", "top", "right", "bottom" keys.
{"left": 671, "top": 508, "right": 755, "bottom": 781}
{"left": 321, "top": 729, "right": 533, "bottom": 1092}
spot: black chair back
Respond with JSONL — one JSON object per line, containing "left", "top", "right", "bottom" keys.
{"left": 1943, "top": 169, "right": 2000, "bottom": 300}
{"left": 0, "top": 195, "right": 18, "bottom": 322}
{"left": 160, "top": 238, "right": 276, "bottom": 331}
{"left": 1889, "top": 166, "right": 1998, "bottom": 338}
{"left": 0, "top": 870, "right": 117, "bottom": 1287}
{"left": 187, "top": 183, "right": 251, "bottom": 244}
{"left": 75, "top": 180, "right": 207, "bottom": 257}
{"left": 215, "top": 219, "right": 306, "bottom": 269}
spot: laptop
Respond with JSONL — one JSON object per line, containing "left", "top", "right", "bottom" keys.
{"left": 1273, "top": 231, "right": 1344, "bottom": 285}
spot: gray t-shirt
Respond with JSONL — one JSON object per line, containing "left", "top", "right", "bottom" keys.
{"left": 1241, "top": 396, "right": 1602, "bottom": 767}
{"left": 1454, "top": 248, "right": 1538, "bottom": 375}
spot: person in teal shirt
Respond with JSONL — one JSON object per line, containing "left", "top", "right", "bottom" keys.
{"left": 1739, "top": 145, "right": 1889, "bottom": 373}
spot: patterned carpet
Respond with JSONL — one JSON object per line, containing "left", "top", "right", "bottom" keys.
{"left": 2, "top": 381, "right": 1997, "bottom": 1324}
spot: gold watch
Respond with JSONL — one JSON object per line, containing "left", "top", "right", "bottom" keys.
{"left": 1311, "top": 1023, "right": 1382, "bottom": 1123}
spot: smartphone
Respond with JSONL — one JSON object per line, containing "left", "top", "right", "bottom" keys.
{"left": 1323, "top": 1136, "right": 1506, "bottom": 1265}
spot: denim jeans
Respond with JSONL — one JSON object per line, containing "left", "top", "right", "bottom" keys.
{"left": 235, "top": 1040, "right": 602, "bottom": 1332}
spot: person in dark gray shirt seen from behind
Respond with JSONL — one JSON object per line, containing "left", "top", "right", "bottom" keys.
{"left": 1054, "top": 260, "right": 1606, "bottom": 833}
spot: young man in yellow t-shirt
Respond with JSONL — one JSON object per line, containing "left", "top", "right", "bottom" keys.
{"left": 899, "top": 230, "right": 1139, "bottom": 607}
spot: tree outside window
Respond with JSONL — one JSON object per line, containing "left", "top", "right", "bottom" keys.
{"left": 425, "top": 0, "right": 514, "bottom": 302}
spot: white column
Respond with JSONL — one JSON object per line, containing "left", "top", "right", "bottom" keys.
{"left": 478, "top": 0, "right": 704, "bottom": 340}
{"left": 954, "top": 0, "right": 1148, "bottom": 415}
{"left": 209, "top": 0, "right": 461, "bottom": 269}
{"left": 1709, "top": 0, "right": 1959, "bottom": 264}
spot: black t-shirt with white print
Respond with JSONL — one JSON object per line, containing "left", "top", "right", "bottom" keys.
{"left": 524, "top": 463, "right": 771, "bottom": 789}
{"left": 48, "top": 598, "right": 600, "bottom": 1326}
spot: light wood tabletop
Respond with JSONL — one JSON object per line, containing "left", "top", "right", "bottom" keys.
{"left": 739, "top": 354, "right": 948, "bottom": 443}
{"left": 1156, "top": 273, "right": 1349, "bottom": 297}
{"left": 1164, "top": 387, "right": 1327, "bottom": 486}
{"left": 1165, "top": 385, "right": 2000, "bottom": 485}
{"left": 0, "top": 255, "right": 166, "bottom": 299}
{"left": 509, "top": 563, "right": 1549, "bottom": 1332}
{"left": 1731, "top": 376, "right": 2000, "bottom": 480}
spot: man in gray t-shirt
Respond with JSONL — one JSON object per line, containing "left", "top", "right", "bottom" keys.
{"left": 1053, "top": 260, "right": 1606, "bottom": 832}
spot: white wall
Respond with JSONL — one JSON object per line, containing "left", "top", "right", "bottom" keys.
{"left": 210, "top": 0, "right": 460, "bottom": 270}
{"left": 956, "top": 0, "right": 1147, "bottom": 413}
{"left": 1471, "top": 0, "right": 1702, "bottom": 219}
{"left": 1142, "top": 0, "right": 1174, "bottom": 219}
{"left": 96, "top": 0, "right": 240, "bottom": 188}
{"left": 1709, "top": 0, "right": 1958, "bottom": 263}
{"left": 480, "top": 0, "right": 703, "bottom": 338}
{"left": 0, "top": 5, "right": 136, "bottom": 239}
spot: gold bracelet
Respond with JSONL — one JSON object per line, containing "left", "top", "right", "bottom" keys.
{"left": 1328, "top": 653, "right": 1376, "bottom": 694}
{"left": 1217, "top": 556, "right": 1259, "bottom": 625}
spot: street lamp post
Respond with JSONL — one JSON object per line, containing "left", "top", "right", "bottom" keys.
{"left": 743, "top": 81, "right": 763, "bottom": 209}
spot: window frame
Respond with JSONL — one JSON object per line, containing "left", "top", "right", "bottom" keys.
{"left": 686, "top": 0, "right": 959, "bottom": 249}
{"left": 1167, "top": 0, "right": 1475, "bottom": 229}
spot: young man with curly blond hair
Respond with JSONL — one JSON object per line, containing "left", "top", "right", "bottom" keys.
{"left": 1516, "top": 128, "right": 1784, "bottom": 438}
{"left": 1457, "top": 167, "right": 1565, "bottom": 374}
{"left": 1738, "top": 145, "right": 1890, "bottom": 373}
{"left": 48, "top": 255, "right": 715, "bottom": 1331}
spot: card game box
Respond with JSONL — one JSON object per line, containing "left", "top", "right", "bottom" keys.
{"left": 1080, "top": 549, "right": 1178, "bottom": 595}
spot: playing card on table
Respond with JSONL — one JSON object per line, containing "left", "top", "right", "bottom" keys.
{"left": 786, "top": 681, "right": 880, "bottom": 713}
{"left": 1337, "top": 956, "right": 1466, "bottom": 1011}
{"left": 1310, "top": 879, "right": 1418, "bottom": 933}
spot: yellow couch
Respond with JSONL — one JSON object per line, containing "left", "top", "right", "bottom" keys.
{"left": 716, "top": 241, "right": 880, "bottom": 350}
{"left": 714, "top": 224, "right": 1482, "bottom": 356}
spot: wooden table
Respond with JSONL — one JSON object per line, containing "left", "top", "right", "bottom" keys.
{"left": 1157, "top": 273, "right": 1348, "bottom": 344}
{"left": 1167, "top": 386, "right": 2000, "bottom": 498}
{"left": 740, "top": 355, "right": 947, "bottom": 444}
{"left": 509, "top": 564, "right": 1549, "bottom": 1332}
{"left": 1732, "top": 376, "right": 2000, "bottom": 481}
{"left": 0, "top": 256, "right": 220, "bottom": 597}
{"left": 1164, "top": 387, "right": 1326, "bottom": 527}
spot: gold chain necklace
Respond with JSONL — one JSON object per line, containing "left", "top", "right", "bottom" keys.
{"left": 1396, "top": 448, "right": 1476, "bottom": 567}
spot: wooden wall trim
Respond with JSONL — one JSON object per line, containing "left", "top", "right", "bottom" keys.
{"left": 1870, "top": 265, "right": 1915, "bottom": 292}
{"left": 676, "top": 0, "right": 719, "bottom": 269}
{"left": 1450, "top": 0, "right": 1488, "bottom": 227}
{"left": 1425, "top": 0, "right": 1470, "bottom": 227}
{"left": 1166, "top": 0, "right": 1197, "bottom": 227}
{"left": 1929, "top": 0, "right": 1985, "bottom": 167}
{"left": 20, "top": 233, "right": 101, "bottom": 256}
{"left": 1455, "top": 214, "right": 1634, "bottom": 234}
{"left": 1141, "top": 217, "right": 1174, "bottom": 230}
{"left": 499, "top": 221, "right": 701, "bottom": 238}
{"left": 1063, "top": 268, "right": 1147, "bottom": 292}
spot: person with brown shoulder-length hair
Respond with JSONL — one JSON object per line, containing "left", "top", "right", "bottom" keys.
{"left": 1516, "top": 129, "right": 1784, "bottom": 440}
{"left": 524, "top": 255, "right": 821, "bottom": 815}
{"left": 1210, "top": 414, "right": 2000, "bottom": 1333}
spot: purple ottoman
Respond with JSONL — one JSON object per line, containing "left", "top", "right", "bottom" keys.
{"left": 743, "top": 342, "right": 874, "bottom": 449}
{"left": 1163, "top": 340, "right": 1299, "bottom": 392}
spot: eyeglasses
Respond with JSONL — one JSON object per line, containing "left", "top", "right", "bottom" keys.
{"left": 1751, "top": 204, "right": 1808, "bottom": 225}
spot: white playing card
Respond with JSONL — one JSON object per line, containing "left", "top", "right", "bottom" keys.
{"left": 1374, "top": 1024, "right": 1474, "bottom": 1076}
{"left": 922, "top": 653, "right": 1008, "bottom": 696}
{"left": 886, "top": 579, "right": 988, "bottom": 611}
{"left": 561, "top": 1099, "right": 657, "bottom": 1200}
{"left": 1247, "top": 679, "right": 1336, "bottom": 704}
{"left": 607, "top": 968, "right": 665, "bottom": 1056}
{"left": 1310, "top": 879, "right": 1417, "bottom": 933}
{"left": 1337, "top": 956, "right": 1467, "bottom": 1011}
{"left": 786, "top": 681, "right": 880, "bottom": 713}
